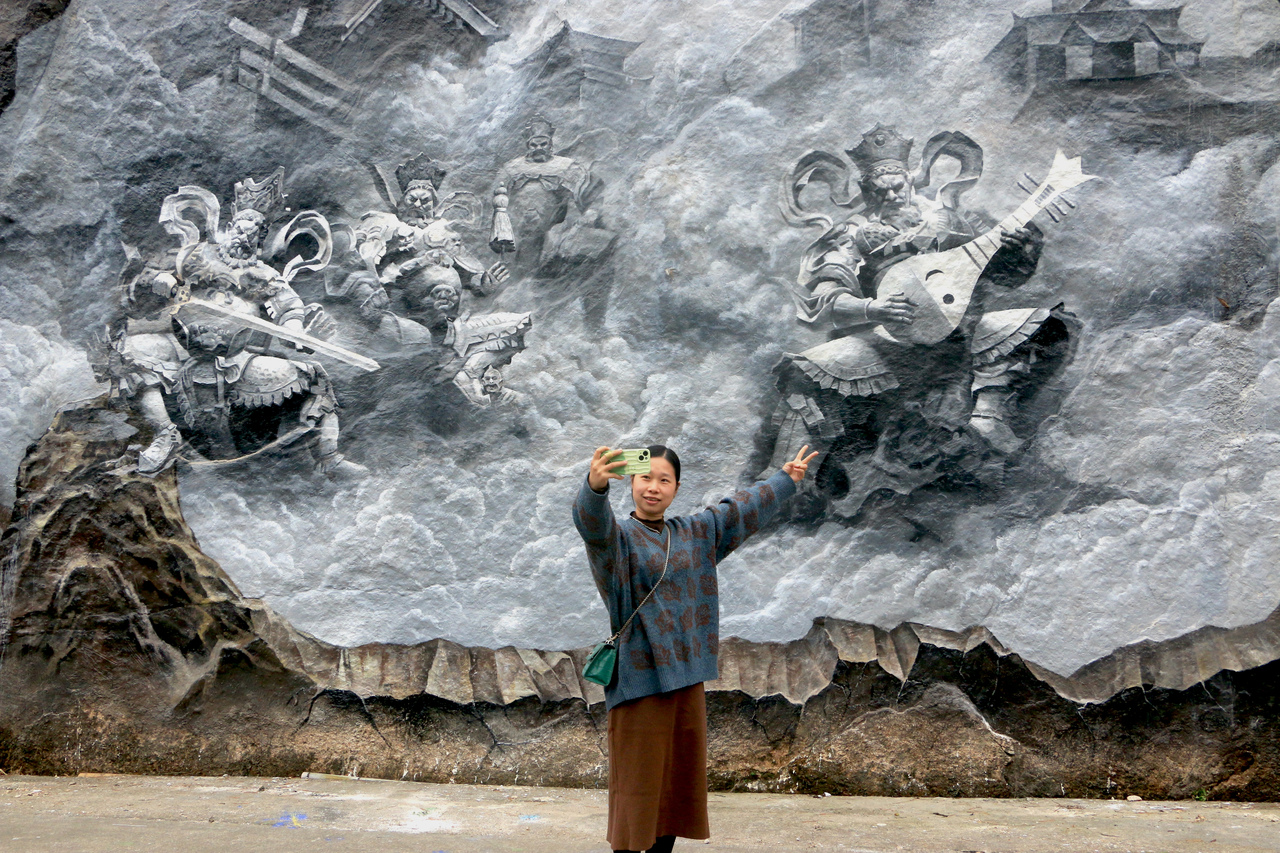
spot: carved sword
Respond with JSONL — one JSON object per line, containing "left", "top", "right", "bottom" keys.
{"left": 175, "top": 295, "right": 381, "bottom": 372}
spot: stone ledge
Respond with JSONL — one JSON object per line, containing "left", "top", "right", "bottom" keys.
{"left": 246, "top": 598, "right": 1280, "bottom": 709}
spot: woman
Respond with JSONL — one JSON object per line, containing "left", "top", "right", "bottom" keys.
{"left": 573, "top": 443, "right": 817, "bottom": 853}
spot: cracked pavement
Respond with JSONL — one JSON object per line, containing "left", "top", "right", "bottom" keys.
{"left": 0, "top": 773, "right": 1277, "bottom": 852}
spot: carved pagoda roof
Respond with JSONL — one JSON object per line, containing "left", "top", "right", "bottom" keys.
{"left": 1066, "top": 0, "right": 1137, "bottom": 11}
{"left": 515, "top": 22, "right": 646, "bottom": 86}
{"left": 1052, "top": 0, "right": 1153, "bottom": 10}
{"left": 517, "top": 22, "right": 642, "bottom": 71}
{"left": 1021, "top": 8, "right": 1202, "bottom": 49}
{"left": 782, "top": 0, "right": 869, "bottom": 25}
{"left": 340, "top": 0, "right": 506, "bottom": 42}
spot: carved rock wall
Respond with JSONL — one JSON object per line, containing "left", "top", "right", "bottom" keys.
{"left": 2, "top": 410, "right": 1278, "bottom": 799}
{"left": 1, "top": 0, "right": 1280, "bottom": 795}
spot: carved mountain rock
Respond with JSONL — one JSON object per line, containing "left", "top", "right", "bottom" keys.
{"left": 1, "top": 404, "right": 1277, "bottom": 799}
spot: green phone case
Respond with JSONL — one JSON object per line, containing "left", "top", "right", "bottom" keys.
{"left": 617, "top": 448, "right": 651, "bottom": 475}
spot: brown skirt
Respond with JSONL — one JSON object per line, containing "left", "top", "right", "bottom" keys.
{"left": 607, "top": 682, "right": 709, "bottom": 851}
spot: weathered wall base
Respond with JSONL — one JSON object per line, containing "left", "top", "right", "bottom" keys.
{"left": 1, "top": 405, "right": 1278, "bottom": 799}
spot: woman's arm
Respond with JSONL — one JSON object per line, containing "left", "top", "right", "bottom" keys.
{"left": 698, "top": 447, "right": 818, "bottom": 563}
{"left": 700, "top": 472, "right": 793, "bottom": 564}
{"left": 573, "top": 447, "right": 631, "bottom": 601}
{"left": 573, "top": 447, "right": 627, "bottom": 546}
{"left": 587, "top": 446, "right": 626, "bottom": 493}
{"left": 573, "top": 471, "right": 619, "bottom": 546}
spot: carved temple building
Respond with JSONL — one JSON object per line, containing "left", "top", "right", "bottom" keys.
{"left": 226, "top": 0, "right": 508, "bottom": 136}
{"left": 987, "top": 0, "right": 1203, "bottom": 90}
{"left": 513, "top": 22, "right": 649, "bottom": 119}
{"left": 724, "top": 0, "right": 872, "bottom": 94}
{"left": 784, "top": 0, "right": 872, "bottom": 65}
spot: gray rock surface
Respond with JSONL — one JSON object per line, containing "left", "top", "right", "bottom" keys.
{"left": 3, "top": 410, "right": 1278, "bottom": 798}
{"left": 0, "top": 0, "right": 1278, "bottom": 682}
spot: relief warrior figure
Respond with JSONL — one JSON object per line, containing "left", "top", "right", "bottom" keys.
{"left": 423, "top": 279, "right": 531, "bottom": 407}
{"left": 105, "top": 170, "right": 374, "bottom": 478}
{"left": 323, "top": 155, "right": 532, "bottom": 408}
{"left": 765, "top": 125, "right": 1094, "bottom": 517}
{"left": 489, "top": 115, "right": 615, "bottom": 278}
{"left": 326, "top": 155, "right": 510, "bottom": 345}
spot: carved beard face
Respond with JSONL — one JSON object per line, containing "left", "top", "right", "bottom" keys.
{"left": 223, "top": 220, "right": 262, "bottom": 261}
{"left": 431, "top": 286, "right": 460, "bottom": 316}
{"left": 399, "top": 187, "right": 437, "bottom": 225}
{"left": 525, "top": 136, "right": 553, "bottom": 163}
{"left": 865, "top": 169, "right": 913, "bottom": 213}
{"left": 481, "top": 367, "right": 503, "bottom": 395}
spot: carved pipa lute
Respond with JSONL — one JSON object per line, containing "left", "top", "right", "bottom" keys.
{"left": 873, "top": 150, "right": 1097, "bottom": 346}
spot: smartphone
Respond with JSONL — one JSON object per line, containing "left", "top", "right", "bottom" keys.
{"left": 615, "top": 448, "right": 651, "bottom": 475}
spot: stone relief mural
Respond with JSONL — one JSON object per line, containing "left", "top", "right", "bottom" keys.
{"left": 490, "top": 114, "right": 614, "bottom": 278}
{"left": 761, "top": 125, "right": 1088, "bottom": 518}
{"left": 103, "top": 169, "right": 366, "bottom": 477}
{"left": 97, "top": 155, "right": 536, "bottom": 477}
{"left": 3, "top": 0, "right": 1280, "bottom": 793}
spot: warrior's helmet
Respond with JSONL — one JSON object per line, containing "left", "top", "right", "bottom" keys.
{"left": 396, "top": 154, "right": 447, "bottom": 196}
{"left": 846, "top": 124, "right": 913, "bottom": 180}
{"left": 233, "top": 166, "right": 287, "bottom": 222}
{"left": 522, "top": 115, "right": 555, "bottom": 161}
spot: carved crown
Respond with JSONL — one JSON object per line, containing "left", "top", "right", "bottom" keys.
{"left": 233, "top": 166, "right": 287, "bottom": 221}
{"left": 847, "top": 124, "right": 914, "bottom": 175}
{"left": 396, "top": 154, "right": 447, "bottom": 194}
{"left": 522, "top": 115, "right": 555, "bottom": 141}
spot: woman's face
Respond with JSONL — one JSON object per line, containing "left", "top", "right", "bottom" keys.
{"left": 631, "top": 456, "right": 679, "bottom": 520}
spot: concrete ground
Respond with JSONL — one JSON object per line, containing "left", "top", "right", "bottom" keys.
{"left": 0, "top": 773, "right": 1277, "bottom": 853}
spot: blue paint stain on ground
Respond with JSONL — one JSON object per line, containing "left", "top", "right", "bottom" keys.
{"left": 272, "top": 813, "right": 307, "bottom": 827}
{"left": 519, "top": 814, "right": 540, "bottom": 821}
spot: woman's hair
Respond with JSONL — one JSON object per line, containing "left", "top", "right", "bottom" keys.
{"left": 647, "top": 444, "right": 681, "bottom": 482}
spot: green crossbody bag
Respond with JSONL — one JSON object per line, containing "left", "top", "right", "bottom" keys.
{"left": 584, "top": 525, "right": 671, "bottom": 687}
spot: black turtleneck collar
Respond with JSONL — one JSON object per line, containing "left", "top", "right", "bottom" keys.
{"left": 629, "top": 511, "right": 665, "bottom": 533}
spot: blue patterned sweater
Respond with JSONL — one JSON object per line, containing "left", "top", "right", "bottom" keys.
{"left": 572, "top": 470, "right": 796, "bottom": 709}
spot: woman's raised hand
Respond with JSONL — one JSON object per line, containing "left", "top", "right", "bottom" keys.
{"left": 782, "top": 445, "right": 820, "bottom": 484}
{"left": 588, "top": 446, "right": 627, "bottom": 491}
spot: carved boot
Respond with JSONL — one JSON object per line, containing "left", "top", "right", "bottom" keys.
{"left": 310, "top": 411, "right": 368, "bottom": 481}
{"left": 315, "top": 450, "right": 368, "bottom": 481}
{"left": 764, "top": 403, "right": 830, "bottom": 521}
{"left": 968, "top": 388, "right": 1023, "bottom": 455}
{"left": 137, "top": 423, "right": 182, "bottom": 476}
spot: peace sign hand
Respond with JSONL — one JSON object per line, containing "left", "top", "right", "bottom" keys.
{"left": 782, "top": 445, "right": 820, "bottom": 484}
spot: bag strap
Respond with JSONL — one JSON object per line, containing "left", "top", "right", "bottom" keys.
{"left": 606, "top": 524, "right": 671, "bottom": 645}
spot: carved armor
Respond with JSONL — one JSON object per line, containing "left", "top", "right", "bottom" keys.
{"left": 970, "top": 307, "right": 1051, "bottom": 368}
{"left": 109, "top": 177, "right": 364, "bottom": 477}
{"left": 780, "top": 336, "right": 898, "bottom": 399}
{"left": 416, "top": 220, "right": 487, "bottom": 290}
{"left": 437, "top": 310, "right": 533, "bottom": 407}
{"left": 116, "top": 329, "right": 189, "bottom": 395}
{"left": 764, "top": 125, "right": 1083, "bottom": 514}
{"left": 354, "top": 211, "right": 489, "bottom": 301}
{"left": 233, "top": 354, "right": 323, "bottom": 408}
{"left": 490, "top": 115, "right": 612, "bottom": 276}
